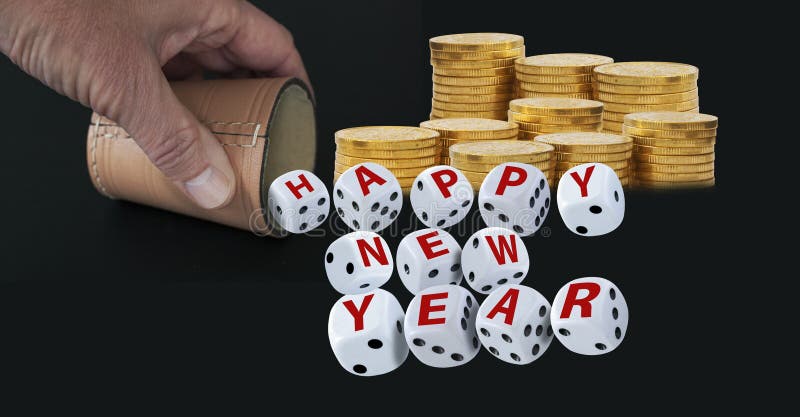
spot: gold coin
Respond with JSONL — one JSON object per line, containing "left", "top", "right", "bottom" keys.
{"left": 430, "top": 108, "right": 509, "bottom": 120}
{"left": 509, "top": 97, "right": 603, "bottom": 116}
{"left": 335, "top": 163, "right": 430, "bottom": 178}
{"left": 515, "top": 53, "right": 614, "bottom": 75}
{"left": 429, "top": 33, "right": 524, "bottom": 52}
{"left": 459, "top": 169, "right": 489, "bottom": 182}
{"left": 603, "top": 119, "right": 623, "bottom": 132}
{"left": 556, "top": 159, "right": 628, "bottom": 170}
{"left": 630, "top": 136, "right": 715, "bottom": 148}
{"left": 432, "top": 74, "right": 516, "bottom": 86}
{"left": 557, "top": 169, "right": 629, "bottom": 179}
{"left": 449, "top": 140, "right": 554, "bottom": 163}
{"left": 517, "top": 121, "right": 603, "bottom": 133}
{"left": 635, "top": 170, "right": 715, "bottom": 182}
{"left": 594, "top": 81, "right": 698, "bottom": 94}
{"left": 516, "top": 73, "right": 594, "bottom": 84}
{"left": 432, "top": 92, "right": 515, "bottom": 103}
{"left": 633, "top": 144, "right": 714, "bottom": 155}
{"left": 431, "top": 57, "right": 520, "bottom": 69}
{"left": 431, "top": 99, "right": 510, "bottom": 111}
{"left": 554, "top": 151, "right": 632, "bottom": 162}
{"left": 602, "top": 110, "right": 627, "bottom": 122}
{"left": 633, "top": 161, "right": 714, "bottom": 173}
{"left": 508, "top": 111, "right": 602, "bottom": 125}
{"left": 518, "top": 90, "right": 594, "bottom": 99}
{"left": 431, "top": 46, "right": 525, "bottom": 60}
{"left": 633, "top": 153, "right": 714, "bottom": 164}
{"left": 335, "top": 126, "right": 439, "bottom": 150}
{"left": 622, "top": 125, "right": 716, "bottom": 139}
{"left": 337, "top": 145, "right": 439, "bottom": 159}
{"left": 596, "top": 89, "right": 698, "bottom": 105}
{"left": 420, "top": 118, "right": 519, "bottom": 139}
{"left": 634, "top": 178, "right": 715, "bottom": 189}
{"left": 535, "top": 132, "right": 633, "bottom": 153}
{"left": 517, "top": 82, "right": 594, "bottom": 93}
{"left": 602, "top": 98, "right": 699, "bottom": 113}
{"left": 441, "top": 156, "right": 451, "bottom": 165}
{"left": 335, "top": 153, "right": 439, "bottom": 168}
{"left": 623, "top": 111, "right": 718, "bottom": 130}
{"left": 452, "top": 159, "right": 553, "bottom": 173}
{"left": 440, "top": 137, "right": 516, "bottom": 147}
{"left": 517, "top": 130, "right": 542, "bottom": 140}
{"left": 433, "top": 66, "right": 516, "bottom": 77}
{"left": 433, "top": 83, "right": 514, "bottom": 94}
{"left": 593, "top": 62, "right": 699, "bottom": 85}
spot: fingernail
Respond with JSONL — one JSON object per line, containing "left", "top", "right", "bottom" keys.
{"left": 184, "top": 166, "right": 233, "bottom": 209}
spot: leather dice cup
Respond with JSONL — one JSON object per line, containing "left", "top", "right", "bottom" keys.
{"left": 86, "top": 77, "right": 316, "bottom": 237}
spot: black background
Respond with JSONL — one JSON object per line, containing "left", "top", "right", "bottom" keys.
{"left": 0, "top": 0, "right": 750, "bottom": 410}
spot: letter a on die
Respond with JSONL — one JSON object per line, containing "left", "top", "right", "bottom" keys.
{"left": 333, "top": 163, "right": 403, "bottom": 232}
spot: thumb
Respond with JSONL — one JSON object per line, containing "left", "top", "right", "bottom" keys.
{"left": 112, "top": 61, "right": 236, "bottom": 210}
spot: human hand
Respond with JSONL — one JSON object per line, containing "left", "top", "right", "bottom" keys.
{"left": 0, "top": 0, "right": 311, "bottom": 209}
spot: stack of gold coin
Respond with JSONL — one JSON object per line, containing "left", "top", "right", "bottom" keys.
{"left": 334, "top": 126, "right": 441, "bottom": 193}
{"left": 508, "top": 98, "right": 604, "bottom": 140}
{"left": 429, "top": 33, "right": 525, "bottom": 121}
{"left": 593, "top": 62, "right": 700, "bottom": 134}
{"left": 514, "top": 53, "right": 613, "bottom": 100}
{"left": 534, "top": 132, "right": 633, "bottom": 187}
{"left": 623, "top": 112, "right": 717, "bottom": 189}
{"left": 419, "top": 118, "right": 519, "bottom": 165}
{"left": 448, "top": 140, "right": 555, "bottom": 189}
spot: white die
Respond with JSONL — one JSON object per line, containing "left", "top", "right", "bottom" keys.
{"left": 476, "top": 285, "right": 554, "bottom": 365}
{"left": 404, "top": 285, "right": 480, "bottom": 368}
{"left": 328, "top": 289, "right": 409, "bottom": 376}
{"left": 267, "top": 170, "right": 330, "bottom": 234}
{"left": 410, "top": 166, "right": 474, "bottom": 229}
{"left": 396, "top": 228, "right": 463, "bottom": 294}
{"left": 333, "top": 163, "right": 403, "bottom": 232}
{"left": 551, "top": 277, "right": 629, "bottom": 355}
{"left": 556, "top": 163, "right": 625, "bottom": 237}
{"left": 460, "top": 227, "right": 530, "bottom": 294}
{"left": 324, "top": 231, "right": 393, "bottom": 294}
{"left": 479, "top": 163, "right": 551, "bottom": 236}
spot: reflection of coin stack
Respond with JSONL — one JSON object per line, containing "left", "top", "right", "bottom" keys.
{"left": 508, "top": 98, "right": 604, "bottom": 140}
{"left": 419, "top": 118, "right": 519, "bottom": 166}
{"left": 623, "top": 112, "right": 717, "bottom": 189}
{"left": 515, "top": 53, "right": 613, "bottom": 100}
{"left": 534, "top": 132, "right": 633, "bottom": 187}
{"left": 593, "top": 62, "right": 700, "bottom": 134}
{"left": 334, "top": 126, "right": 441, "bottom": 194}
{"left": 429, "top": 33, "right": 525, "bottom": 121}
{"left": 448, "top": 140, "right": 555, "bottom": 189}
